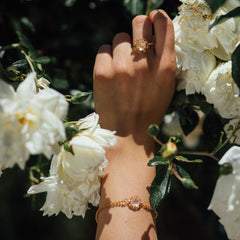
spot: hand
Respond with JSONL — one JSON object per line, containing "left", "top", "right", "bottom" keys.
{"left": 93, "top": 10, "right": 176, "bottom": 146}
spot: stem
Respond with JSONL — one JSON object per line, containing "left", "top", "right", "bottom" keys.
{"left": 170, "top": 162, "right": 182, "bottom": 181}
{"left": 65, "top": 121, "right": 78, "bottom": 125}
{"left": 153, "top": 136, "right": 164, "bottom": 146}
{"left": 211, "top": 123, "right": 240, "bottom": 155}
{"left": 145, "top": 0, "right": 152, "bottom": 15}
{"left": 21, "top": 50, "right": 35, "bottom": 72}
{"left": 0, "top": 43, "right": 20, "bottom": 51}
{"left": 179, "top": 151, "right": 219, "bottom": 162}
{"left": 29, "top": 166, "right": 41, "bottom": 184}
{"left": 211, "top": 137, "right": 230, "bottom": 155}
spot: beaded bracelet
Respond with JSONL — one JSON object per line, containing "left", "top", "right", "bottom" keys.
{"left": 95, "top": 196, "right": 158, "bottom": 223}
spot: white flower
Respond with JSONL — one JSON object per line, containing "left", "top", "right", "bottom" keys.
{"left": 174, "top": 1, "right": 217, "bottom": 52}
{"left": 27, "top": 164, "right": 104, "bottom": 218}
{"left": 175, "top": 0, "right": 240, "bottom": 59}
{"left": 0, "top": 72, "right": 68, "bottom": 172}
{"left": 176, "top": 48, "right": 216, "bottom": 94}
{"left": 27, "top": 112, "right": 116, "bottom": 218}
{"left": 202, "top": 61, "right": 240, "bottom": 119}
{"left": 75, "top": 113, "right": 116, "bottom": 148}
{"left": 174, "top": 0, "right": 240, "bottom": 95}
{"left": 208, "top": 146, "right": 240, "bottom": 240}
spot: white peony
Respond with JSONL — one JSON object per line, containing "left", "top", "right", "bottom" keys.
{"left": 27, "top": 112, "right": 116, "bottom": 218}
{"left": 176, "top": 47, "right": 216, "bottom": 94}
{"left": 175, "top": 0, "right": 240, "bottom": 57}
{"left": 202, "top": 61, "right": 240, "bottom": 119}
{"left": 0, "top": 72, "right": 68, "bottom": 172}
{"left": 27, "top": 162, "right": 105, "bottom": 218}
{"left": 174, "top": 0, "right": 240, "bottom": 95}
{"left": 174, "top": 1, "right": 217, "bottom": 53}
{"left": 210, "top": 0, "right": 240, "bottom": 60}
{"left": 208, "top": 146, "right": 240, "bottom": 240}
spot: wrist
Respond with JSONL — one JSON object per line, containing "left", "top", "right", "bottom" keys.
{"left": 106, "top": 134, "right": 155, "bottom": 158}
{"left": 100, "top": 135, "right": 156, "bottom": 205}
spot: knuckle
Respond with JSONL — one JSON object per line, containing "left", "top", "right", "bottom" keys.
{"left": 134, "top": 60, "right": 148, "bottom": 72}
{"left": 94, "top": 65, "right": 112, "bottom": 81}
{"left": 114, "top": 61, "right": 133, "bottom": 77}
{"left": 162, "top": 59, "right": 176, "bottom": 74}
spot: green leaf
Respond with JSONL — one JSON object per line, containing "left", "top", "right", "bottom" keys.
{"left": 70, "top": 91, "right": 92, "bottom": 104}
{"left": 177, "top": 165, "right": 198, "bottom": 189}
{"left": 150, "top": 166, "right": 171, "bottom": 210}
{"left": 199, "top": 102, "right": 213, "bottom": 114}
{"left": 12, "top": 59, "right": 28, "bottom": 68}
{"left": 52, "top": 69, "right": 69, "bottom": 90}
{"left": 63, "top": 141, "right": 74, "bottom": 155}
{"left": 219, "top": 163, "right": 233, "bottom": 175}
{"left": 34, "top": 56, "right": 51, "bottom": 65}
{"left": 148, "top": 124, "right": 159, "bottom": 137}
{"left": 148, "top": 156, "right": 169, "bottom": 166}
{"left": 11, "top": 18, "right": 38, "bottom": 58}
{"left": 3, "top": 69, "right": 24, "bottom": 81}
{"left": 123, "top": 0, "right": 145, "bottom": 15}
{"left": 205, "top": 0, "right": 227, "bottom": 13}
{"left": 232, "top": 44, "right": 240, "bottom": 90}
{"left": 146, "top": 0, "right": 164, "bottom": 15}
{"left": 176, "top": 165, "right": 190, "bottom": 178}
{"left": 21, "top": 17, "right": 35, "bottom": 32}
{"left": 65, "top": 124, "right": 80, "bottom": 139}
{"left": 209, "top": 6, "right": 240, "bottom": 29}
{"left": 203, "top": 112, "right": 223, "bottom": 151}
{"left": 175, "top": 155, "right": 203, "bottom": 163}
{"left": 179, "top": 107, "right": 199, "bottom": 136}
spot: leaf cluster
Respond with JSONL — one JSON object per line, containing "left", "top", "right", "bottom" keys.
{"left": 147, "top": 130, "right": 202, "bottom": 211}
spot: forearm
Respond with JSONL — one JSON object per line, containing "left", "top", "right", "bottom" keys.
{"left": 95, "top": 136, "right": 158, "bottom": 240}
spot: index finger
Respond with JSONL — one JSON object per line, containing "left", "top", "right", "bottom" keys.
{"left": 149, "top": 10, "right": 175, "bottom": 57}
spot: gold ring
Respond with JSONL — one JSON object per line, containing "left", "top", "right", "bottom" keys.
{"left": 132, "top": 39, "right": 153, "bottom": 53}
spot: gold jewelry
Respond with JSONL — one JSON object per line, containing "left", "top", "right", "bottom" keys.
{"left": 132, "top": 39, "right": 153, "bottom": 53}
{"left": 95, "top": 196, "right": 158, "bottom": 223}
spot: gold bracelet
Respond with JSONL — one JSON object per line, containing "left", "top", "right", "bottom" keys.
{"left": 95, "top": 196, "right": 158, "bottom": 223}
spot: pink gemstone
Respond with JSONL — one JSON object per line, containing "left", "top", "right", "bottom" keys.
{"left": 131, "top": 198, "right": 140, "bottom": 208}
{"left": 136, "top": 40, "right": 147, "bottom": 52}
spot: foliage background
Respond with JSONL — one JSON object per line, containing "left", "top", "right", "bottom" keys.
{"left": 0, "top": 0, "right": 229, "bottom": 239}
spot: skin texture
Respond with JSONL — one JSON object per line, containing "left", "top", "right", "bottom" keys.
{"left": 93, "top": 9, "right": 176, "bottom": 240}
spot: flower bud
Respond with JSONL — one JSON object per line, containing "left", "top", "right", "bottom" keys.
{"left": 181, "top": 178, "right": 198, "bottom": 190}
{"left": 162, "top": 142, "right": 177, "bottom": 159}
{"left": 148, "top": 124, "right": 159, "bottom": 137}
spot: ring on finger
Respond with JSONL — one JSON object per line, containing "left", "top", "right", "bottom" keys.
{"left": 132, "top": 39, "right": 153, "bottom": 53}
